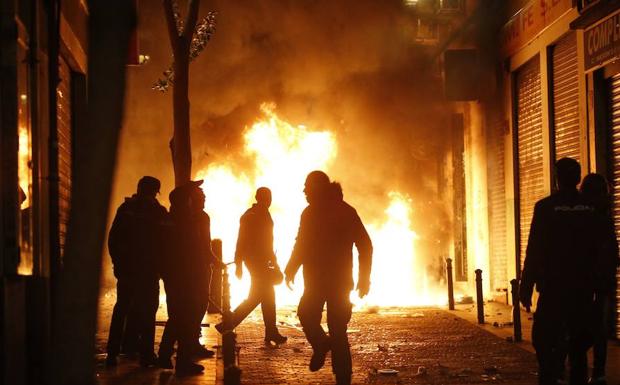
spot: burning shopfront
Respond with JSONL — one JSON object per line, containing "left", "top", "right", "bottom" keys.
{"left": 0, "top": 1, "right": 88, "bottom": 383}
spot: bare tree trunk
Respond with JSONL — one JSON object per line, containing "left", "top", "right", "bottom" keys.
{"left": 171, "top": 42, "right": 192, "bottom": 185}
{"left": 163, "top": 0, "right": 200, "bottom": 186}
{"left": 52, "top": 2, "right": 135, "bottom": 384}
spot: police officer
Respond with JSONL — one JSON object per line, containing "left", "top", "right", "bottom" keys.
{"left": 285, "top": 171, "right": 372, "bottom": 385}
{"left": 520, "top": 158, "right": 598, "bottom": 385}
{"left": 106, "top": 176, "right": 167, "bottom": 367}
{"left": 215, "top": 187, "right": 287, "bottom": 344}
{"left": 580, "top": 173, "right": 619, "bottom": 385}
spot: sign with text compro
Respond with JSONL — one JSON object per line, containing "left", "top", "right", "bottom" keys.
{"left": 585, "top": 9, "right": 620, "bottom": 72}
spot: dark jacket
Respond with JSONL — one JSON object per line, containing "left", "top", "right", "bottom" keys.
{"left": 521, "top": 189, "right": 599, "bottom": 302}
{"left": 234, "top": 204, "right": 276, "bottom": 275}
{"left": 162, "top": 208, "right": 216, "bottom": 295}
{"left": 591, "top": 205, "right": 619, "bottom": 296}
{"left": 285, "top": 190, "right": 372, "bottom": 292}
{"left": 108, "top": 195, "right": 167, "bottom": 279}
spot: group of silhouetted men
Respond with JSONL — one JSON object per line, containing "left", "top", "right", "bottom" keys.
{"left": 520, "top": 157, "right": 620, "bottom": 385}
{"left": 106, "top": 171, "right": 372, "bottom": 384}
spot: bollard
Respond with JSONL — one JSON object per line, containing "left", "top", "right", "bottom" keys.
{"left": 446, "top": 258, "right": 455, "bottom": 310}
{"left": 510, "top": 279, "right": 522, "bottom": 342}
{"left": 219, "top": 243, "right": 241, "bottom": 384}
{"left": 208, "top": 239, "right": 223, "bottom": 314}
{"left": 475, "top": 269, "right": 484, "bottom": 324}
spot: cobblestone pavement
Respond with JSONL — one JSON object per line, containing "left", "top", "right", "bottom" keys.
{"left": 95, "top": 286, "right": 218, "bottom": 385}
{"left": 233, "top": 307, "right": 538, "bottom": 385}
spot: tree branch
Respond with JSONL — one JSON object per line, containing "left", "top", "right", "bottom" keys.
{"left": 163, "top": 0, "right": 180, "bottom": 52}
{"left": 182, "top": 0, "right": 200, "bottom": 41}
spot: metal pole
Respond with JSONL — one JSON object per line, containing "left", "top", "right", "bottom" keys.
{"left": 475, "top": 269, "right": 484, "bottom": 324}
{"left": 446, "top": 258, "right": 455, "bottom": 310}
{"left": 510, "top": 279, "right": 522, "bottom": 342}
{"left": 208, "top": 239, "right": 223, "bottom": 314}
{"left": 218, "top": 239, "right": 241, "bottom": 385}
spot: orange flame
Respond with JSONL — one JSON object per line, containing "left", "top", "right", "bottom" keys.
{"left": 196, "top": 104, "right": 445, "bottom": 308}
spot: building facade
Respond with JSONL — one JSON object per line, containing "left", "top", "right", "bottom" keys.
{"left": 0, "top": 1, "right": 88, "bottom": 383}
{"left": 470, "top": 0, "right": 619, "bottom": 337}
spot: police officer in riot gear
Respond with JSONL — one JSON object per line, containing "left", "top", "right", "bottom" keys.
{"left": 285, "top": 171, "right": 372, "bottom": 385}
{"left": 520, "top": 158, "right": 599, "bottom": 385}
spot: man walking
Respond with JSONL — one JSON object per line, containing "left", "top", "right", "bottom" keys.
{"left": 106, "top": 176, "right": 167, "bottom": 367}
{"left": 520, "top": 158, "right": 599, "bottom": 385}
{"left": 285, "top": 171, "right": 372, "bottom": 385}
{"left": 216, "top": 187, "right": 287, "bottom": 344}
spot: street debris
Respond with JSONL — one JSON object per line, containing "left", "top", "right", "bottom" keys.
{"left": 378, "top": 368, "right": 399, "bottom": 375}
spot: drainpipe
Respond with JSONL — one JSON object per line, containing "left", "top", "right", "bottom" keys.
{"left": 46, "top": 0, "right": 61, "bottom": 318}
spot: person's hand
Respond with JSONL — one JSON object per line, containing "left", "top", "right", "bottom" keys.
{"left": 356, "top": 278, "right": 370, "bottom": 298}
{"left": 519, "top": 287, "right": 532, "bottom": 313}
{"left": 285, "top": 275, "right": 294, "bottom": 290}
{"left": 235, "top": 264, "right": 243, "bottom": 280}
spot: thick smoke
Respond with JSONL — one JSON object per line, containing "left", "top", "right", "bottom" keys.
{"left": 108, "top": 0, "right": 451, "bottom": 285}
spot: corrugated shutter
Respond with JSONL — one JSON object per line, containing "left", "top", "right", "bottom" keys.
{"left": 608, "top": 74, "right": 620, "bottom": 339}
{"left": 552, "top": 32, "right": 581, "bottom": 163}
{"left": 488, "top": 118, "right": 507, "bottom": 291}
{"left": 57, "top": 56, "right": 72, "bottom": 257}
{"left": 516, "top": 57, "right": 545, "bottom": 272}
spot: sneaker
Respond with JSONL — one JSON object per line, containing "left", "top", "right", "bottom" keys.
{"left": 191, "top": 345, "right": 215, "bottom": 359}
{"left": 175, "top": 361, "right": 204, "bottom": 376}
{"left": 215, "top": 321, "right": 232, "bottom": 334}
{"left": 309, "top": 342, "right": 330, "bottom": 372}
{"left": 588, "top": 376, "right": 607, "bottom": 385}
{"left": 139, "top": 354, "right": 158, "bottom": 368}
{"left": 264, "top": 332, "right": 288, "bottom": 345}
{"left": 105, "top": 354, "right": 117, "bottom": 367}
{"left": 156, "top": 356, "right": 173, "bottom": 369}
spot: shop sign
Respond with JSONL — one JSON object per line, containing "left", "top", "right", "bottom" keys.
{"left": 501, "top": 0, "right": 573, "bottom": 57}
{"left": 584, "top": 9, "right": 620, "bottom": 72}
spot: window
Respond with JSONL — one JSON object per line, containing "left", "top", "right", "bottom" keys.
{"left": 17, "top": 32, "right": 33, "bottom": 275}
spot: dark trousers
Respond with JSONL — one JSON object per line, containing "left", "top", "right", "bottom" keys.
{"left": 107, "top": 277, "right": 136, "bottom": 357}
{"left": 298, "top": 288, "right": 352, "bottom": 383}
{"left": 107, "top": 276, "right": 158, "bottom": 358}
{"left": 592, "top": 294, "right": 613, "bottom": 378}
{"left": 532, "top": 294, "right": 593, "bottom": 385}
{"left": 229, "top": 275, "right": 276, "bottom": 334}
{"left": 159, "top": 280, "right": 208, "bottom": 362}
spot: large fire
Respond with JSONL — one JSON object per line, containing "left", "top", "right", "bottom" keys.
{"left": 196, "top": 104, "right": 445, "bottom": 308}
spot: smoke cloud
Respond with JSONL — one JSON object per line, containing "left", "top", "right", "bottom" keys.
{"left": 108, "top": 0, "right": 452, "bottom": 285}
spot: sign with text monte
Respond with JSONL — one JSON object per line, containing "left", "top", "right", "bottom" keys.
{"left": 501, "top": 0, "right": 573, "bottom": 57}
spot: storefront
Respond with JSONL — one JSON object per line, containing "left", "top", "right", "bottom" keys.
{"left": 497, "top": 0, "right": 588, "bottom": 295}
{"left": 573, "top": 1, "right": 620, "bottom": 338}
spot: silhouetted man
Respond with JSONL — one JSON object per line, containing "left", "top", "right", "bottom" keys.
{"left": 580, "top": 173, "right": 619, "bottom": 385}
{"left": 285, "top": 171, "right": 372, "bottom": 385}
{"left": 107, "top": 176, "right": 167, "bottom": 367}
{"left": 520, "top": 158, "right": 598, "bottom": 385}
{"left": 158, "top": 180, "right": 218, "bottom": 375}
{"left": 215, "top": 187, "right": 287, "bottom": 344}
